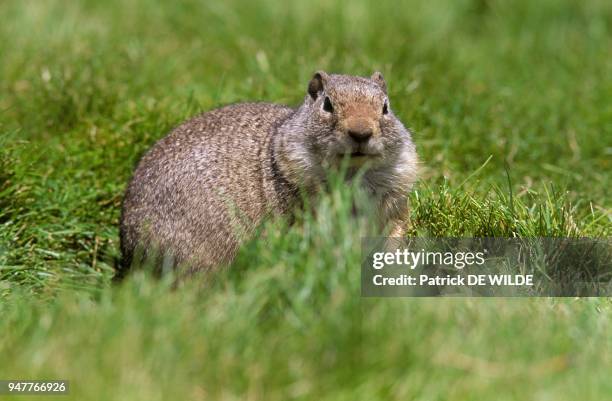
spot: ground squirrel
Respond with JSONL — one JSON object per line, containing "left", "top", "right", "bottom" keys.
{"left": 119, "top": 71, "right": 418, "bottom": 273}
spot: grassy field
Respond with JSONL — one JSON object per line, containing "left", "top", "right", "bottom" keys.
{"left": 1, "top": 0, "right": 611, "bottom": 399}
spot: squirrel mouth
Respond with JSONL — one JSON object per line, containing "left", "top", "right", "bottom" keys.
{"left": 335, "top": 151, "right": 379, "bottom": 162}
{"left": 337, "top": 151, "right": 368, "bottom": 158}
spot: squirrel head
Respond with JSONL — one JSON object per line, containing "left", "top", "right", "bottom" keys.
{"left": 305, "top": 71, "right": 408, "bottom": 164}
{"left": 277, "top": 71, "right": 415, "bottom": 189}
{"left": 306, "top": 71, "right": 388, "bottom": 149}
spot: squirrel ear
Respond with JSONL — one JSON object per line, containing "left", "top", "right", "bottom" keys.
{"left": 308, "top": 71, "right": 329, "bottom": 100}
{"left": 371, "top": 71, "right": 387, "bottom": 93}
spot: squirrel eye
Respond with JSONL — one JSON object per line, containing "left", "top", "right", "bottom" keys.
{"left": 323, "top": 96, "right": 333, "bottom": 113}
{"left": 382, "top": 101, "right": 389, "bottom": 115}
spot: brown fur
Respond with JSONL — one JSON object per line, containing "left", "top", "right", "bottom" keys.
{"left": 119, "top": 71, "right": 418, "bottom": 274}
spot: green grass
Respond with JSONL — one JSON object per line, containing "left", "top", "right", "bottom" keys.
{"left": 0, "top": 0, "right": 611, "bottom": 399}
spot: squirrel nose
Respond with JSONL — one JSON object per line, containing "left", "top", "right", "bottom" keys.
{"left": 348, "top": 129, "right": 373, "bottom": 143}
